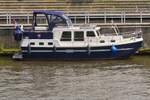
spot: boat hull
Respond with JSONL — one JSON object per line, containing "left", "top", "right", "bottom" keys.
{"left": 20, "top": 41, "right": 143, "bottom": 59}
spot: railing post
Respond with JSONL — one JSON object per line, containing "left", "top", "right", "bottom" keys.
{"left": 6, "top": 13, "right": 9, "bottom": 24}
{"left": 85, "top": 14, "right": 87, "bottom": 24}
{"left": 123, "top": 11, "right": 126, "bottom": 23}
{"left": 27, "top": 14, "right": 30, "bottom": 24}
{"left": 121, "top": 11, "right": 123, "bottom": 23}
{"left": 74, "top": 16, "right": 76, "bottom": 24}
{"left": 88, "top": 13, "right": 90, "bottom": 24}
{"left": 104, "top": 11, "right": 106, "bottom": 23}
{"left": 9, "top": 13, "right": 11, "bottom": 24}
{"left": 140, "top": 11, "right": 142, "bottom": 23}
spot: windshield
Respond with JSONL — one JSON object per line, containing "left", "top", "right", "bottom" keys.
{"left": 100, "top": 28, "right": 117, "bottom": 36}
{"left": 45, "top": 14, "right": 72, "bottom": 27}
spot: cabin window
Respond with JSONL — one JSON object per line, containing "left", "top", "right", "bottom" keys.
{"left": 39, "top": 42, "right": 44, "bottom": 45}
{"left": 33, "top": 14, "right": 48, "bottom": 29}
{"left": 60, "top": 31, "right": 71, "bottom": 41}
{"left": 86, "top": 31, "right": 95, "bottom": 37}
{"left": 74, "top": 31, "right": 84, "bottom": 41}
{"left": 48, "top": 42, "right": 53, "bottom": 45}
{"left": 100, "top": 40, "right": 105, "bottom": 43}
{"left": 30, "top": 42, "right": 35, "bottom": 45}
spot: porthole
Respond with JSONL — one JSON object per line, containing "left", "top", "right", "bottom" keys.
{"left": 39, "top": 42, "right": 44, "bottom": 45}
{"left": 48, "top": 42, "right": 53, "bottom": 45}
{"left": 100, "top": 40, "right": 105, "bottom": 43}
{"left": 111, "top": 40, "right": 115, "bottom": 42}
{"left": 30, "top": 42, "right": 35, "bottom": 45}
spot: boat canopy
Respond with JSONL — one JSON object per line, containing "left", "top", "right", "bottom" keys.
{"left": 33, "top": 10, "right": 73, "bottom": 28}
{"left": 33, "top": 10, "right": 64, "bottom": 17}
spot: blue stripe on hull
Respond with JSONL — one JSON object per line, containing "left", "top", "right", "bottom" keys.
{"left": 21, "top": 41, "right": 142, "bottom": 59}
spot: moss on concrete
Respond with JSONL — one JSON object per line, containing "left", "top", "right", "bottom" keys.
{"left": 138, "top": 48, "right": 150, "bottom": 55}
{"left": 0, "top": 48, "right": 20, "bottom": 56}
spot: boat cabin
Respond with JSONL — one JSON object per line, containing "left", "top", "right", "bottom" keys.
{"left": 53, "top": 27, "right": 100, "bottom": 47}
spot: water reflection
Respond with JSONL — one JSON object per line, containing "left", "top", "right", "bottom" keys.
{"left": 0, "top": 56, "right": 149, "bottom": 100}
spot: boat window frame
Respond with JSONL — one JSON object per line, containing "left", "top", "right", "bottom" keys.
{"left": 100, "top": 27, "right": 117, "bottom": 36}
{"left": 60, "top": 31, "right": 72, "bottom": 41}
{"left": 86, "top": 31, "right": 96, "bottom": 37}
{"left": 74, "top": 31, "right": 84, "bottom": 41}
{"left": 33, "top": 14, "right": 49, "bottom": 30}
{"left": 96, "top": 30, "right": 100, "bottom": 36}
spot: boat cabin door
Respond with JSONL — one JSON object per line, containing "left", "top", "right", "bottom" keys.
{"left": 85, "top": 31, "right": 98, "bottom": 45}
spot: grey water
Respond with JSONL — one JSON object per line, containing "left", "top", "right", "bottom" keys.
{"left": 0, "top": 56, "right": 149, "bottom": 100}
